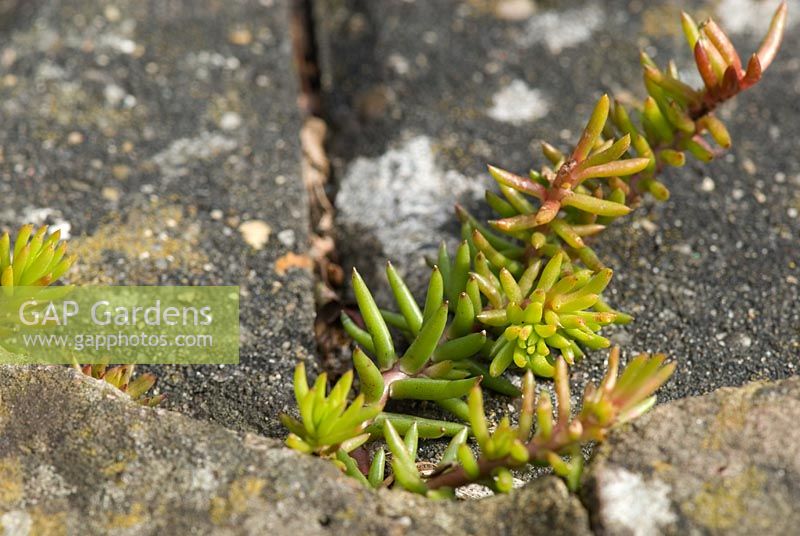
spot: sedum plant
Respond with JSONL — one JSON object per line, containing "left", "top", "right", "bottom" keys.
{"left": 284, "top": 3, "right": 788, "bottom": 496}
{"left": 475, "top": 0, "right": 788, "bottom": 257}
{"left": 282, "top": 364, "right": 382, "bottom": 456}
{"left": 77, "top": 363, "right": 165, "bottom": 406}
{"left": 475, "top": 252, "right": 621, "bottom": 378}
{"left": 0, "top": 225, "right": 76, "bottom": 288}
{"left": 421, "top": 349, "right": 674, "bottom": 495}
{"left": 447, "top": 1, "right": 788, "bottom": 375}
{"left": 0, "top": 225, "right": 165, "bottom": 406}
{"left": 293, "top": 348, "right": 674, "bottom": 496}
{"left": 0, "top": 225, "right": 76, "bottom": 337}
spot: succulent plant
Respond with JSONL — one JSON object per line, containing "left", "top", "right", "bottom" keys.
{"left": 0, "top": 225, "right": 76, "bottom": 288}
{"left": 282, "top": 364, "right": 381, "bottom": 456}
{"left": 0, "top": 224, "right": 168, "bottom": 408}
{"left": 284, "top": 2, "right": 788, "bottom": 497}
{"left": 421, "top": 348, "right": 674, "bottom": 494}
{"left": 476, "top": 252, "right": 628, "bottom": 378}
{"left": 333, "top": 348, "right": 673, "bottom": 496}
{"left": 77, "top": 363, "right": 165, "bottom": 406}
{"left": 444, "top": 2, "right": 787, "bottom": 375}
{"left": 473, "top": 2, "right": 788, "bottom": 266}
{"left": 284, "top": 361, "right": 467, "bottom": 457}
{"left": 342, "top": 264, "right": 517, "bottom": 411}
{"left": 0, "top": 225, "right": 167, "bottom": 406}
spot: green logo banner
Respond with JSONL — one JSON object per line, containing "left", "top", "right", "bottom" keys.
{"left": 0, "top": 286, "right": 239, "bottom": 364}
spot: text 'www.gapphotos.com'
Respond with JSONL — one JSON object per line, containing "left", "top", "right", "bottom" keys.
{"left": 21, "top": 332, "right": 214, "bottom": 351}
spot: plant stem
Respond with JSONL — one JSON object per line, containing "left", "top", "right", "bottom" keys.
{"left": 425, "top": 418, "right": 601, "bottom": 490}
{"left": 378, "top": 368, "right": 410, "bottom": 406}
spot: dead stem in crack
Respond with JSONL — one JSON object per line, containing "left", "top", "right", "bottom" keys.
{"left": 290, "top": 0, "right": 351, "bottom": 377}
{"left": 300, "top": 115, "right": 352, "bottom": 378}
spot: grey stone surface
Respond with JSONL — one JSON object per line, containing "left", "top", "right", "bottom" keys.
{"left": 320, "top": 0, "right": 800, "bottom": 403}
{"left": 583, "top": 375, "right": 800, "bottom": 535}
{"left": 0, "top": 0, "right": 315, "bottom": 436}
{"left": 0, "top": 365, "right": 591, "bottom": 536}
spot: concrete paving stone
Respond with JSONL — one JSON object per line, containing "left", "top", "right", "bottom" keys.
{"left": 0, "top": 365, "right": 591, "bottom": 536}
{"left": 0, "top": 0, "right": 315, "bottom": 437}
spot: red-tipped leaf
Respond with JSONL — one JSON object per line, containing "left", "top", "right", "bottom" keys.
{"left": 702, "top": 19, "right": 742, "bottom": 75}
{"left": 741, "top": 54, "right": 762, "bottom": 89}
{"left": 694, "top": 40, "right": 720, "bottom": 90}
{"left": 756, "top": 1, "right": 788, "bottom": 70}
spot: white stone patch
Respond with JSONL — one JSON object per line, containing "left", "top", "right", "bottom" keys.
{"left": 716, "top": 0, "right": 799, "bottom": 36}
{"left": 454, "top": 477, "right": 525, "bottom": 500}
{"left": 518, "top": 5, "right": 604, "bottom": 53}
{"left": 600, "top": 467, "right": 676, "bottom": 536}
{"left": 337, "top": 136, "right": 486, "bottom": 262}
{"left": 20, "top": 207, "right": 72, "bottom": 239}
{"left": 103, "top": 84, "right": 126, "bottom": 106}
{"left": 185, "top": 50, "right": 243, "bottom": 71}
{"left": 1, "top": 511, "right": 32, "bottom": 536}
{"left": 494, "top": 0, "right": 536, "bottom": 21}
{"left": 151, "top": 132, "right": 237, "bottom": 178}
{"left": 239, "top": 220, "right": 272, "bottom": 250}
{"left": 277, "top": 229, "right": 296, "bottom": 248}
{"left": 700, "top": 176, "right": 716, "bottom": 192}
{"left": 96, "top": 33, "right": 138, "bottom": 55}
{"left": 36, "top": 61, "right": 66, "bottom": 81}
{"left": 455, "top": 483, "right": 493, "bottom": 500}
{"left": 387, "top": 53, "right": 411, "bottom": 76}
{"left": 24, "top": 464, "right": 76, "bottom": 501}
{"left": 488, "top": 79, "right": 550, "bottom": 124}
{"left": 190, "top": 465, "right": 219, "bottom": 493}
{"left": 219, "top": 112, "right": 242, "bottom": 131}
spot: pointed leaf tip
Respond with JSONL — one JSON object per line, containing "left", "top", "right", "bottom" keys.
{"left": 702, "top": 18, "right": 742, "bottom": 75}
{"left": 352, "top": 267, "right": 396, "bottom": 369}
{"left": 756, "top": 0, "right": 788, "bottom": 71}
{"left": 572, "top": 95, "right": 610, "bottom": 163}
{"left": 680, "top": 11, "right": 700, "bottom": 49}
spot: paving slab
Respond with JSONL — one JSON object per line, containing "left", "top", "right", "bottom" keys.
{"left": 319, "top": 0, "right": 800, "bottom": 402}
{"left": 0, "top": 365, "right": 591, "bottom": 536}
{"left": 584, "top": 375, "right": 800, "bottom": 535}
{"left": 0, "top": 0, "right": 315, "bottom": 436}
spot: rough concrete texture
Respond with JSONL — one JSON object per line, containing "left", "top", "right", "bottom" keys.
{"left": 321, "top": 0, "right": 800, "bottom": 403}
{"left": 584, "top": 375, "right": 800, "bottom": 535}
{"left": 0, "top": 365, "right": 591, "bottom": 536}
{"left": 0, "top": 0, "right": 315, "bottom": 436}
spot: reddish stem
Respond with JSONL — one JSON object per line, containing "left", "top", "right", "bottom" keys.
{"left": 378, "top": 368, "right": 410, "bottom": 406}
{"left": 425, "top": 420, "right": 602, "bottom": 490}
